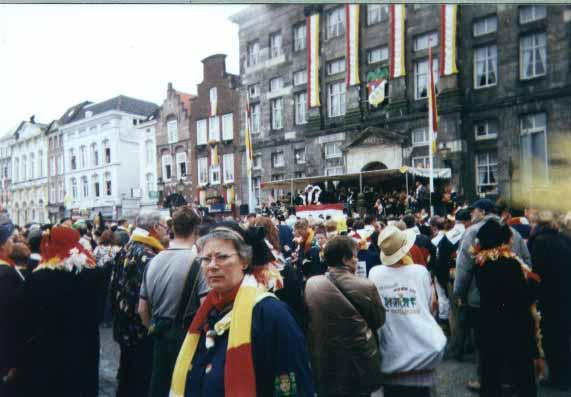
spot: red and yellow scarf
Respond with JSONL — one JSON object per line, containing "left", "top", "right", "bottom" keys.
{"left": 471, "top": 243, "right": 541, "bottom": 283}
{"left": 0, "top": 256, "right": 16, "bottom": 268}
{"left": 170, "top": 274, "right": 270, "bottom": 397}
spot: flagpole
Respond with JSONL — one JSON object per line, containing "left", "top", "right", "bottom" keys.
{"left": 245, "top": 93, "right": 255, "bottom": 213}
{"left": 428, "top": 41, "right": 436, "bottom": 216}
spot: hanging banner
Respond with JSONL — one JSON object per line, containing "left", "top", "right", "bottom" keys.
{"left": 440, "top": 5, "right": 458, "bottom": 76}
{"left": 306, "top": 13, "right": 320, "bottom": 107}
{"left": 209, "top": 87, "right": 218, "bottom": 116}
{"left": 345, "top": 4, "right": 360, "bottom": 87}
{"left": 367, "top": 67, "right": 389, "bottom": 107}
{"left": 211, "top": 144, "right": 219, "bottom": 166}
{"left": 389, "top": 4, "right": 406, "bottom": 79}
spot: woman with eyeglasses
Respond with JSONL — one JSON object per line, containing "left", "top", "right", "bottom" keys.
{"left": 170, "top": 221, "right": 314, "bottom": 397}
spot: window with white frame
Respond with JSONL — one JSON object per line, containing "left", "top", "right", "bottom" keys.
{"left": 367, "top": 46, "right": 389, "bottom": 64}
{"left": 474, "top": 120, "right": 498, "bottom": 140}
{"left": 251, "top": 103, "right": 261, "bottom": 134}
{"left": 13, "top": 158, "right": 19, "bottom": 182}
{"left": 162, "top": 154, "right": 173, "bottom": 181}
{"left": 293, "top": 70, "right": 307, "bottom": 86}
{"left": 82, "top": 176, "right": 89, "bottom": 198}
{"left": 103, "top": 141, "right": 111, "bottom": 163}
{"left": 50, "top": 186, "right": 56, "bottom": 203}
{"left": 210, "top": 87, "right": 217, "bottom": 111}
{"left": 476, "top": 151, "right": 498, "bottom": 194}
{"left": 167, "top": 119, "right": 178, "bottom": 144}
{"left": 146, "top": 173, "right": 154, "bottom": 197}
{"left": 520, "top": 112, "right": 548, "bottom": 185}
{"left": 414, "top": 57, "right": 439, "bottom": 100}
{"left": 38, "top": 151, "right": 43, "bottom": 178}
{"left": 222, "top": 113, "right": 233, "bottom": 141}
{"left": 324, "top": 142, "right": 342, "bottom": 159}
{"left": 253, "top": 154, "right": 262, "bottom": 169}
{"left": 29, "top": 153, "right": 35, "bottom": 179}
{"left": 325, "top": 166, "right": 344, "bottom": 176}
{"left": 294, "top": 148, "right": 306, "bottom": 164}
{"left": 253, "top": 176, "right": 261, "bottom": 206}
{"left": 473, "top": 15, "right": 498, "bottom": 37}
{"left": 367, "top": 4, "right": 389, "bottom": 25}
{"left": 21, "top": 156, "right": 27, "bottom": 180}
{"left": 328, "top": 81, "right": 346, "bottom": 117}
{"left": 91, "top": 143, "right": 99, "bottom": 166}
{"left": 269, "top": 31, "right": 282, "bottom": 58}
{"left": 269, "top": 77, "right": 283, "bottom": 93}
{"left": 412, "top": 127, "right": 429, "bottom": 146}
{"left": 327, "top": 58, "right": 346, "bottom": 75}
{"left": 474, "top": 44, "right": 498, "bottom": 88}
{"left": 271, "top": 151, "right": 285, "bottom": 168}
{"left": 293, "top": 23, "right": 306, "bottom": 51}
{"left": 294, "top": 92, "right": 307, "bottom": 125}
{"left": 520, "top": 33, "right": 547, "bottom": 80}
{"left": 71, "top": 178, "right": 78, "bottom": 199}
{"left": 57, "top": 154, "right": 63, "bottom": 175}
{"left": 80, "top": 146, "right": 87, "bottom": 168}
{"left": 197, "top": 119, "right": 208, "bottom": 145}
{"left": 210, "top": 165, "right": 221, "bottom": 185}
{"left": 209, "top": 116, "right": 220, "bottom": 142}
{"left": 247, "top": 41, "right": 260, "bottom": 67}
{"left": 294, "top": 171, "right": 306, "bottom": 178}
{"left": 326, "top": 7, "right": 345, "bottom": 39}
{"left": 223, "top": 153, "right": 234, "bottom": 183}
{"left": 176, "top": 152, "right": 187, "bottom": 178}
{"left": 105, "top": 172, "right": 112, "bottom": 195}
{"left": 412, "top": 156, "right": 430, "bottom": 169}
{"left": 50, "top": 158, "right": 56, "bottom": 177}
{"left": 414, "top": 31, "right": 439, "bottom": 51}
{"left": 198, "top": 157, "right": 208, "bottom": 185}
{"left": 248, "top": 84, "right": 260, "bottom": 98}
{"left": 145, "top": 140, "right": 153, "bottom": 164}
{"left": 70, "top": 149, "right": 77, "bottom": 170}
{"left": 92, "top": 174, "right": 100, "bottom": 197}
{"left": 58, "top": 181, "right": 64, "bottom": 202}
{"left": 519, "top": 5, "right": 546, "bottom": 24}
{"left": 271, "top": 98, "right": 283, "bottom": 130}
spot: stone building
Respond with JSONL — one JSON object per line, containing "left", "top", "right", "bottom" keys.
{"left": 231, "top": 4, "right": 571, "bottom": 207}
{"left": 189, "top": 54, "right": 242, "bottom": 216}
{"left": 0, "top": 128, "right": 15, "bottom": 214}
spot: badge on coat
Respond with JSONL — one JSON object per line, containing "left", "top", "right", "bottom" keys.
{"left": 274, "top": 372, "right": 297, "bottom": 396}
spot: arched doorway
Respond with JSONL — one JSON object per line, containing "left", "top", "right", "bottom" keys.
{"left": 361, "top": 161, "right": 388, "bottom": 172}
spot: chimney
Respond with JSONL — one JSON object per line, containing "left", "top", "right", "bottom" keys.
{"left": 202, "top": 54, "right": 227, "bottom": 81}
{"left": 30, "top": 115, "right": 35, "bottom": 124}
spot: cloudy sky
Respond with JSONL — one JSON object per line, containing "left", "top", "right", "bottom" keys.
{"left": 0, "top": 4, "right": 247, "bottom": 133}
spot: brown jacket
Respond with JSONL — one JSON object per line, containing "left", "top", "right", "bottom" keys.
{"left": 305, "top": 266, "right": 385, "bottom": 396}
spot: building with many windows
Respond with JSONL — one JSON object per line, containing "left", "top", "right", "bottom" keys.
{"left": 231, "top": 4, "right": 571, "bottom": 206}
{"left": 0, "top": 128, "right": 15, "bottom": 214}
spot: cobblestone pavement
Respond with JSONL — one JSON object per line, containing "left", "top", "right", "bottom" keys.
{"left": 99, "top": 326, "right": 570, "bottom": 397}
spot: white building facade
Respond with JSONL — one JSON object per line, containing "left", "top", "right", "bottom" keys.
{"left": 60, "top": 96, "right": 158, "bottom": 221}
{"left": 135, "top": 115, "right": 159, "bottom": 211}
{"left": 0, "top": 128, "right": 15, "bottom": 213}
{"left": 10, "top": 119, "right": 49, "bottom": 225}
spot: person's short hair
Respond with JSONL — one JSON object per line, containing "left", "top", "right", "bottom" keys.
{"left": 28, "top": 229, "right": 43, "bottom": 254}
{"left": 364, "top": 214, "right": 375, "bottom": 225}
{"left": 60, "top": 217, "right": 71, "bottom": 225}
{"left": 294, "top": 218, "right": 309, "bottom": 230}
{"left": 9, "top": 243, "right": 31, "bottom": 266}
{"left": 117, "top": 219, "right": 128, "bottom": 227}
{"left": 324, "top": 236, "right": 357, "bottom": 267}
{"left": 324, "top": 219, "right": 337, "bottom": 232}
{"left": 197, "top": 229, "right": 253, "bottom": 268}
{"left": 403, "top": 215, "right": 416, "bottom": 229}
{"left": 136, "top": 211, "right": 162, "bottom": 231}
{"left": 172, "top": 207, "right": 201, "bottom": 239}
{"left": 353, "top": 220, "right": 365, "bottom": 230}
{"left": 429, "top": 216, "right": 446, "bottom": 230}
{"left": 99, "top": 230, "right": 117, "bottom": 246}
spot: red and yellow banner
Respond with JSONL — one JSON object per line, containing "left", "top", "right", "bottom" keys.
{"left": 428, "top": 45, "right": 439, "bottom": 155}
{"left": 389, "top": 4, "right": 406, "bottom": 79}
{"left": 440, "top": 5, "right": 458, "bottom": 76}
{"left": 345, "top": 4, "right": 360, "bottom": 87}
{"left": 307, "top": 13, "right": 320, "bottom": 107}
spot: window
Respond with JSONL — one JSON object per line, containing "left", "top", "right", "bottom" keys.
{"left": 82, "top": 176, "right": 89, "bottom": 198}
{"left": 367, "top": 46, "right": 389, "bottom": 64}
{"left": 475, "top": 120, "right": 498, "bottom": 140}
{"left": 412, "top": 127, "right": 429, "bottom": 146}
{"left": 294, "top": 171, "right": 306, "bottom": 178}
{"left": 326, "top": 7, "right": 345, "bottom": 39}
{"left": 269, "top": 77, "right": 283, "bottom": 93}
{"left": 412, "top": 156, "right": 430, "bottom": 169}
{"left": 91, "top": 143, "right": 99, "bottom": 166}
{"left": 325, "top": 166, "right": 344, "bottom": 176}
{"left": 271, "top": 98, "right": 283, "bottom": 130}
{"left": 324, "top": 142, "right": 342, "bottom": 159}
{"left": 222, "top": 113, "right": 233, "bottom": 141}
{"left": 414, "top": 31, "right": 439, "bottom": 51}
{"left": 146, "top": 173, "right": 154, "bottom": 197}
{"left": 103, "top": 141, "right": 111, "bottom": 163}
{"left": 414, "top": 58, "right": 439, "bottom": 100}
{"left": 519, "top": 5, "right": 546, "bottom": 24}
{"left": 269, "top": 31, "right": 282, "bottom": 58}
{"left": 21, "top": 156, "right": 27, "bottom": 180}
{"left": 223, "top": 153, "right": 234, "bottom": 183}
{"left": 210, "top": 165, "right": 221, "bottom": 185}
{"left": 520, "top": 33, "right": 547, "bottom": 80}
{"left": 167, "top": 120, "right": 178, "bottom": 144}
{"left": 328, "top": 81, "right": 346, "bottom": 117}
{"left": 145, "top": 140, "right": 153, "bottom": 164}
{"left": 294, "top": 148, "right": 306, "bottom": 164}
{"left": 476, "top": 152, "right": 498, "bottom": 194}
{"left": 474, "top": 45, "right": 498, "bottom": 88}
{"left": 50, "top": 186, "right": 56, "bottom": 203}
{"left": 57, "top": 154, "right": 64, "bottom": 175}
{"left": 294, "top": 92, "right": 307, "bottom": 125}
{"left": 93, "top": 175, "right": 100, "bottom": 198}
{"left": 197, "top": 119, "right": 208, "bottom": 145}
{"left": 71, "top": 178, "right": 78, "bottom": 199}
{"left": 198, "top": 157, "right": 208, "bottom": 185}
{"left": 253, "top": 176, "right": 261, "bottom": 206}
{"left": 248, "top": 84, "right": 260, "bottom": 98}
{"left": 473, "top": 15, "right": 498, "bottom": 37}
{"left": 105, "top": 173, "right": 112, "bottom": 195}
{"left": 58, "top": 182, "right": 64, "bottom": 202}
{"left": 38, "top": 151, "right": 43, "bottom": 178}
{"left": 70, "top": 149, "right": 77, "bottom": 170}
{"left": 247, "top": 41, "right": 260, "bottom": 67}
{"left": 209, "top": 116, "right": 220, "bottom": 142}
{"left": 162, "top": 154, "right": 172, "bottom": 181}
{"left": 29, "top": 153, "right": 35, "bottom": 179}
{"left": 253, "top": 154, "right": 262, "bottom": 169}
{"left": 271, "top": 152, "right": 285, "bottom": 168}
{"left": 520, "top": 113, "right": 548, "bottom": 185}
{"left": 50, "top": 158, "right": 56, "bottom": 176}
{"left": 293, "top": 23, "right": 306, "bottom": 51}
{"left": 367, "top": 4, "right": 389, "bottom": 25}
{"left": 176, "top": 152, "right": 187, "bottom": 178}
{"left": 293, "top": 70, "right": 307, "bottom": 86}
{"left": 327, "top": 58, "right": 346, "bottom": 75}
{"left": 13, "top": 158, "right": 19, "bottom": 182}
{"left": 80, "top": 146, "right": 87, "bottom": 168}
{"left": 251, "top": 103, "right": 261, "bottom": 134}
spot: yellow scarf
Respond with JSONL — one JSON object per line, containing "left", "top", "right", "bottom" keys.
{"left": 131, "top": 233, "right": 165, "bottom": 253}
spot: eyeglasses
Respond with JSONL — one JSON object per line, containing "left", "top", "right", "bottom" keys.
{"left": 198, "top": 252, "right": 239, "bottom": 266}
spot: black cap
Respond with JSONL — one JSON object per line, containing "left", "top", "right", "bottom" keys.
{"left": 468, "top": 199, "right": 495, "bottom": 214}
{"left": 455, "top": 209, "right": 471, "bottom": 222}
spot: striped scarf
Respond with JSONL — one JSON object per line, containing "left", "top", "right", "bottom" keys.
{"left": 170, "top": 274, "right": 268, "bottom": 397}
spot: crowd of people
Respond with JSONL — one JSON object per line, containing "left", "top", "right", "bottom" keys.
{"left": 0, "top": 195, "right": 570, "bottom": 397}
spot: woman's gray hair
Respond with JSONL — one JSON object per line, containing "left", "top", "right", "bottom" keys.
{"left": 136, "top": 211, "right": 162, "bottom": 231}
{"left": 197, "top": 229, "right": 253, "bottom": 265}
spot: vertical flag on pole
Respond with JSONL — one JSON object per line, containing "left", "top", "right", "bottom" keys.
{"left": 428, "top": 43, "right": 439, "bottom": 202}
{"left": 307, "top": 13, "right": 320, "bottom": 107}
{"left": 345, "top": 4, "right": 360, "bottom": 87}
{"left": 389, "top": 4, "right": 406, "bottom": 79}
{"left": 440, "top": 5, "right": 458, "bottom": 76}
{"left": 244, "top": 92, "right": 255, "bottom": 211}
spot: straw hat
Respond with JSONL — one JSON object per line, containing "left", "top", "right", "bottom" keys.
{"left": 378, "top": 225, "right": 416, "bottom": 266}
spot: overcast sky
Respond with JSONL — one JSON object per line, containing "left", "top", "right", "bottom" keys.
{"left": 0, "top": 4, "right": 247, "bottom": 133}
